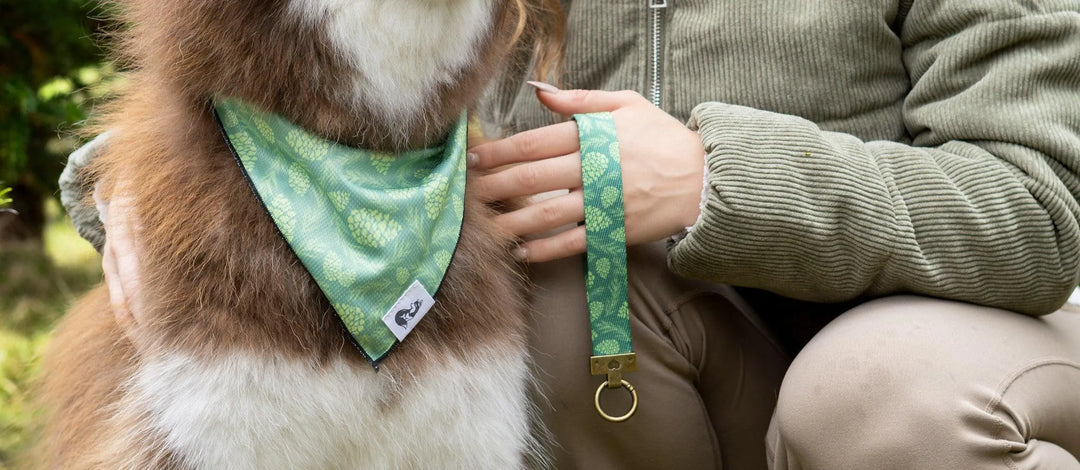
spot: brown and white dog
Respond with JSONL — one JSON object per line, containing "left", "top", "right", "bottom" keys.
{"left": 37, "top": 0, "right": 561, "bottom": 468}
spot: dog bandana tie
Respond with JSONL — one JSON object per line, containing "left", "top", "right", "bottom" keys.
{"left": 574, "top": 112, "right": 638, "bottom": 422}
{"left": 214, "top": 98, "right": 466, "bottom": 366}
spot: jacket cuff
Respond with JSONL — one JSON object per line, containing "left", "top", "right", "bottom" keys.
{"left": 668, "top": 101, "right": 893, "bottom": 302}
{"left": 59, "top": 132, "right": 111, "bottom": 253}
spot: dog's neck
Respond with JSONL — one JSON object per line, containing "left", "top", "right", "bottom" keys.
{"left": 288, "top": 0, "right": 495, "bottom": 138}
{"left": 129, "top": 0, "right": 513, "bottom": 150}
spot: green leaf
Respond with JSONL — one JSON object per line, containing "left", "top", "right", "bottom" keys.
{"left": 37, "top": 77, "right": 75, "bottom": 101}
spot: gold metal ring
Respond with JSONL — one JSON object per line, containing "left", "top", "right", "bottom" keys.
{"left": 594, "top": 379, "right": 638, "bottom": 422}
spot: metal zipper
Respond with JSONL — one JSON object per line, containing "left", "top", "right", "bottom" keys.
{"left": 649, "top": 0, "right": 668, "bottom": 107}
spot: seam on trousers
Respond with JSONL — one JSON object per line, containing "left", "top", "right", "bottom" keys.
{"left": 660, "top": 291, "right": 731, "bottom": 371}
{"left": 640, "top": 296, "right": 724, "bottom": 469}
{"left": 662, "top": 290, "right": 788, "bottom": 366}
{"left": 657, "top": 294, "right": 752, "bottom": 470}
{"left": 688, "top": 379, "right": 725, "bottom": 470}
{"left": 983, "top": 358, "right": 1080, "bottom": 469}
{"left": 653, "top": 293, "right": 711, "bottom": 380}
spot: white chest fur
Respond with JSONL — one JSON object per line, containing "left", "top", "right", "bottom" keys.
{"left": 288, "top": 0, "right": 496, "bottom": 129}
{"left": 130, "top": 348, "right": 533, "bottom": 469}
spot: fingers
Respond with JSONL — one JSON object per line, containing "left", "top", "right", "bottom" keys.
{"left": 516, "top": 224, "right": 587, "bottom": 263}
{"left": 103, "top": 238, "right": 135, "bottom": 330}
{"left": 471, "top": 86, "right": 651, "bottom": 263}
{"left": 467, "top": 87, "right": 648, "bottom": 171}
{"left": 494, "top": 190, "right": 584, "bottom": 237}
{"left": 98, "top": 198, "right": 134, "bottom": 327}
{"left": 534, "top": 86, "right": 648, "bottom": 116}
{"left": 476, "top": 153, "right": 582, "bottom": 202}
{"left": 469, "top": 121, "right": 580, "bottom": 170}
{"left": 100, "top": 193, "right": 145, "bottom": 331}
{"left": 108, "top": 199, "right": 144, "bottom": 309}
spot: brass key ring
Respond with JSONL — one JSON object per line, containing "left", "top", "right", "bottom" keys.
{"left": 594, "top": 379, "right": 638, "bottom": 423}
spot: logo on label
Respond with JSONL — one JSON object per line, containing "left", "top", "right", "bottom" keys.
{"left": 382, "top": 280, "right": 435, "bottom": 342}
{"left": 394, "top": 299, "right": 423, "bottom": 328}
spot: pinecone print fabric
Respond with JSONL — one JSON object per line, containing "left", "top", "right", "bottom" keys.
{"left": 573, "top": 112, "right": 632, "bottom": 356}
{"left": 215, "top": 98, "right": 467, "bottom": 363}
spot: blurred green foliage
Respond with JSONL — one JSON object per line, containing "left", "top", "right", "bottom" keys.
{"left": 0, "top": 0, "right": 115, "bottom": 240}
{"left": 0, "top": 200, "right": 101, "bottom": 468}
{"left": 1, "top": 0, "right": 114, "bottom": 465}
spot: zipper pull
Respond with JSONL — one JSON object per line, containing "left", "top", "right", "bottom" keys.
{"left": 650, "top": 0, "right": 667, "bottom": 8}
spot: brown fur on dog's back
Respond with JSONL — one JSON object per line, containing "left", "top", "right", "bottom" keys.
{"left": 36, "top": 287, "right": 182, "bottom": 468}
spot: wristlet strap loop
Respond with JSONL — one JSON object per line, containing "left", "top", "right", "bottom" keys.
{"left": 574, "top": 112, "right": 638, "bottom": 422}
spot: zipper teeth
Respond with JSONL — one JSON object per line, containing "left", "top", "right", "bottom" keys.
{"left": 649, "top": 1, "right": 665, "bottom": 107}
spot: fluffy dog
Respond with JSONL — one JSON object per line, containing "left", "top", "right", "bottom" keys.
{"left": 37, "top": 0, "right": 561, "bottom": 468}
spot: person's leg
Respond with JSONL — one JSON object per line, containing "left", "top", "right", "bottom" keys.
{"left": 768, "top": 296, "right": 1080, "bottom": 469}
{"left": 528, "top": 241, "right": 789, "bottom": 470}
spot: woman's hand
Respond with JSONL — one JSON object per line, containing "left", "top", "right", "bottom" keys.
{"left": 96, "top": 187, "right": 146, "bottom": 343}
{"left": 470, "top": 84, "right": 705, "bottom": 262}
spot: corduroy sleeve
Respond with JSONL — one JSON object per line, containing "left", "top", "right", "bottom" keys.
{"left": 59, "top": 132, "right": 110, "bottom": 253}
{"left": 668, "top": 2, "right": 1080, "bottom": 315}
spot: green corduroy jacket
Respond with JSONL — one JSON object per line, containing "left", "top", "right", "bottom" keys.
{"left": 481, "top": 0, "right": 1080, "bottom": 315}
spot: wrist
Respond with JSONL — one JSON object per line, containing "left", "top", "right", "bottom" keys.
{"left": 683, "top": 152, "right": 707, "bottom": 228}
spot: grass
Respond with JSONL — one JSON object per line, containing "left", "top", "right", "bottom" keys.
{"left": 0, "top": 200, "right": 101, "bottom": 468}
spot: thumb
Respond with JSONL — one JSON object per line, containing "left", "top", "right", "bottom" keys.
{"left": 527, "top": 81, "right": 646, "bottom": 115}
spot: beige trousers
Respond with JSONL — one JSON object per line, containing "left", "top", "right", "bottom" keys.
{"left": 527, "top": 242, "right": 1080, "bottom": 469}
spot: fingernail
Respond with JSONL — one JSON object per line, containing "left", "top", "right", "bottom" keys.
{"left": 466, "top": 152, "right": 478, "bottom": 168}
{"left": 511, "top": 246, "right": 528, "bottom": 261}
{"left": 527, "top": 81, "right": 560, "bottom": 94}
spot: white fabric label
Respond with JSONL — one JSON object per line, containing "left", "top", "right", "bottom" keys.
{"left": 381, "top": 280, "right": 435, "bottom": 342}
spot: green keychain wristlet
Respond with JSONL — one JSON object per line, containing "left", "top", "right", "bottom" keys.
{"left": 574, "top": 112, "right": 638, "bottom": 422}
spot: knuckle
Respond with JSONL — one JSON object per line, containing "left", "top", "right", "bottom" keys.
{"left": 569, "top": 89, "right": 594, "bottom": 106}
{"left": 512, "top": 131, "right": 541, "bottom": 156}
{"left": 616, "top": 90, "right": 642, "bottom": 102}
{"left": 539, "top": 202, "right": 561, "bottom": 225}
{"left": 492, "top": 213, "right": 518, "bottom": 236}
{"left": 566, "top": 231, "right": 587, "bottom": 253}
{"left": 515, "top": 165, "right": 541, "bottom": 189}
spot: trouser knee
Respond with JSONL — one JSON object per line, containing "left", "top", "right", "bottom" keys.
{"left": 769, "top": 296, "right": 1080, "bottom": 470}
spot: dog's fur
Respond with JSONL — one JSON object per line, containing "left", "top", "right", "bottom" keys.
{"left": 36, "top": 0, "right": 562, "bottom": 468}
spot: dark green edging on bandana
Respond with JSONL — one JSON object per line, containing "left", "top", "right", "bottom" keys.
{"left": 214, "top": 98, "right": 467, "bottom": 366}
{"left": 573, "top": 112, "right": 632, "bottom": 357}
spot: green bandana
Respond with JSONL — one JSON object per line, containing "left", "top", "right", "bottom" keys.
{"left": 214, "top": 98, "right": 466, "bottom": 366}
